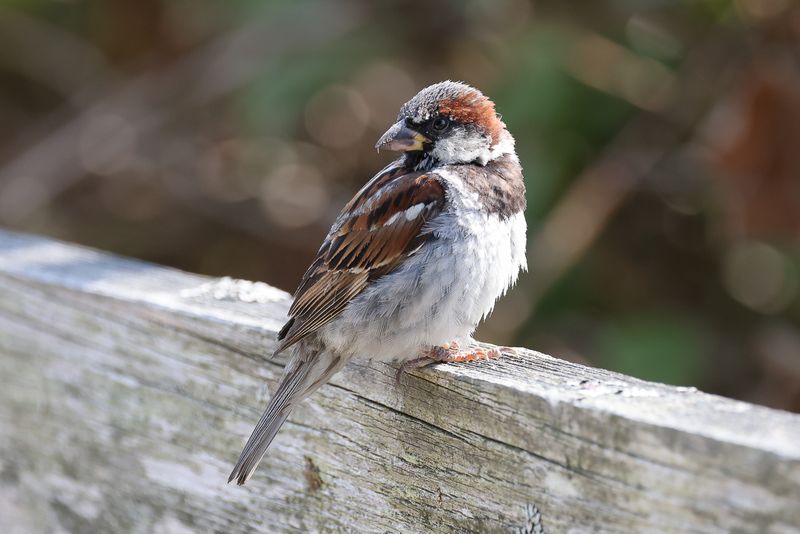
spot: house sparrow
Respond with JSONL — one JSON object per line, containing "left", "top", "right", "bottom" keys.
{"left": 229, "top": 81, "right": 526, "bottom": 485}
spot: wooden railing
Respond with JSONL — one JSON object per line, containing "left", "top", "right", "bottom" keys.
{"left": 0, "top": 229, "right": 798, "bottom": 533}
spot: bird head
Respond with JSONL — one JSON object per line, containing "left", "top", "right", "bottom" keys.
{"left": 375, "top": 81, "right": 511, "bottom": 166}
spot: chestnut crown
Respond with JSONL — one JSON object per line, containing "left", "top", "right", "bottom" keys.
{"left": 397, "top": 81, "right": 504, "bottom": 144}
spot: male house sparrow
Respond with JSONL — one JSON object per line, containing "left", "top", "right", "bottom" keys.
{"left": 229, "top": 81, "right": 526, "bottom": 485}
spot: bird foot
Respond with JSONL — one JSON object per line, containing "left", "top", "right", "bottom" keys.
{"left": 395, "top": 341, "right": 505, "bottom": 383}
{"left": 428, "top": 340, "right": 503, "bottom": 363}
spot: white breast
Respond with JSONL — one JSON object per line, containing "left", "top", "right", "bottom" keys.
{"left": 318, "top": 169, "right": 527, "bottom": 363}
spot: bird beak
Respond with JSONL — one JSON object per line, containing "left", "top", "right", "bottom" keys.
{"left": 375, "top": 121, "right": 430, "bottom": 152}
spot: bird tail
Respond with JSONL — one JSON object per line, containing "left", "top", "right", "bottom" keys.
{"left": 228, "top": 346, "right": 344, "bottom": 486}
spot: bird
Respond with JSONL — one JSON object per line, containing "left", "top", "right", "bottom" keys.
{"left": 229, "top": 81, "right": 527, "bottom": 485}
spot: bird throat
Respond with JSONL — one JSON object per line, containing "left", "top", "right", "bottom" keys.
{"left": 406, "top": 151, "right": 438, "bottom": 172}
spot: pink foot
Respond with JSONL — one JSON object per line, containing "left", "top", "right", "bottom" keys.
{"left": 395, "top": 341, "right": 505, "bottom": 382}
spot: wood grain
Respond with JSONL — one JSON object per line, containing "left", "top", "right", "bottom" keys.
{"left": 0, "top": 229, "right": 798, "bottom": 533}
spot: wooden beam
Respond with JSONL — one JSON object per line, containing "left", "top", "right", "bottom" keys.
{"left": 0, "top": 229, "right": 798, "bottom": 533}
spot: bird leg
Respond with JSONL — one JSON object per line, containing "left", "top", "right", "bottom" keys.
{"left": 431, "top": 340, "right": 504, "bottom": 363}
{"left": 395, "top": 340, "right": 505, "bottom": 382}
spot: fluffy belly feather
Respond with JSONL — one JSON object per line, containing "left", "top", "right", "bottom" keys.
{"left": 318, "top": 210, "right": 527, "bottom": 363}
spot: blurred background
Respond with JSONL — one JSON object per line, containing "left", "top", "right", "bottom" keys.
{"left": 0, "top": 0, "right": 798, "bottom": 412}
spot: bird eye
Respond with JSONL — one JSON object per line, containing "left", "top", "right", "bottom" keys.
{"left": 432, "top": 117, "right": 450, "bottom": 132}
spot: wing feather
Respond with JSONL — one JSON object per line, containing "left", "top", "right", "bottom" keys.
{"left": 276, "top": 164, "right": 446, "bottom": 352}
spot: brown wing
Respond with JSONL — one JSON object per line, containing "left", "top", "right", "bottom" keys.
{"left": 275, "top": 165, "right": 446, "bottom": 353}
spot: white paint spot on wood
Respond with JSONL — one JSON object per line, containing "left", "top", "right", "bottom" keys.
{"left": 180, "top": 277, "right": 288, "bottom": 303}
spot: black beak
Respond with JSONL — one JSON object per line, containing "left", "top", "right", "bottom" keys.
{"left": 375, "top": 121, "right": 431, "bottom": 152}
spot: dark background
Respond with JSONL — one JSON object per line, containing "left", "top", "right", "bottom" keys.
{"left": 1, "top": 0, "right": 798, "bottom": 412}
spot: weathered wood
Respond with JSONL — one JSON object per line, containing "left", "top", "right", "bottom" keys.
{"left": 0, "top": 229, "right": 798, "bottom": 533}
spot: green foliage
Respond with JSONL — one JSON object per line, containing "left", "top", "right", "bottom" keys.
{"left": 598, "top": 316, "right": 707, "bottom": 386}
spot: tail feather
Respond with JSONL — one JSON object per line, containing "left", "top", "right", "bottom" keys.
{"left": 229, "top": 348, "right": 344, "bottom": 485}
{"left": 228, "top": 409, "right": 290, "bottom": 485}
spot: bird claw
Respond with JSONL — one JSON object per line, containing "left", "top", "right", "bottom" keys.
{"left": 395, "top": 341, "right": 506, "bottom": 383}
{"left": 437, "top": 346, "right": 502, "bottom": 363}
